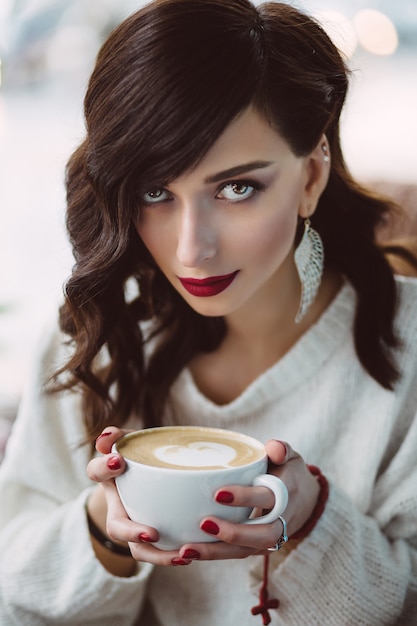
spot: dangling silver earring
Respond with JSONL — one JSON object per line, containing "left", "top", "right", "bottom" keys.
{"left": 294, "top": 218, "right": 324, "bottom": 324}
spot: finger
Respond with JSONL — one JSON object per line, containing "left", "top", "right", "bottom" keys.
{"left": 102, "top": 480, "right": 159, "bottom": 544}
{"left": 265, "top": 439, "right": 300, "bottom": 467}
{"left": 95, "top": 427, "right": 132, "bottom": 454}
{"left": 101, "top": 481, "right": 185, "bottom": 565}
{"left": 102, "top": 482, "right": 195, "bottom": 566}
{"left": 87, "top": 453, "right": 126, "bottom": 482}
{"left": 179, "top": 540, "right": 255, "bottom": 561}
{"left": 129, "top": 540, "right": 191, "bottom": 566}
{"left": 198, "top": 515, "right": 284, "bottom": 552}
{"left": 214, "top": 484, "right": 276, "bottom": 511}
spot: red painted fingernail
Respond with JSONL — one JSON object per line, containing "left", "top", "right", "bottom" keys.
{"left": 182, "top": 549, "right": 201, "bottom": 560}
{"left": 216, "top": 490, "right": 234, "bottom": 504}
{"left": 201, "top": 520, "right": 220, "bottom": 535}
{"left": 107, "top": 456, "right": 121, "bottom": 470}
{"left": 139, "top": 533, "right": 153, "bottom": 543}
{"left": 172, "top": 557, "right": 191, "bottom": 566}
{"left": 96, "top": 431, "right": 112, "bottom": 442}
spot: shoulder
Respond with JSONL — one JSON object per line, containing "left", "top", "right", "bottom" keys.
{"left": 29, "top": 314, "right": 78, "bottom": 389}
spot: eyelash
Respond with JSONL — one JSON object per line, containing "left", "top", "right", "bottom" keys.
{"left": 141, "top": 178, "right": 266, "bottom": 206}
{"left": 216, "top": 179, "right": 265, "bottom": 203}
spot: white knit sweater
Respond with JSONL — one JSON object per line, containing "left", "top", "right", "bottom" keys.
{"left": 0, "top": 277, "right": 416, "bottom": 625}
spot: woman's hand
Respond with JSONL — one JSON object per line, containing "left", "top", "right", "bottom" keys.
{"left": 87, "top": 432, "right": 320, "bottom": 567}
{"left": 175, "top": 440, "right": 320, "bottom": 563}
{"left": 87, "top": 427, "right": 190, "bottom": 566}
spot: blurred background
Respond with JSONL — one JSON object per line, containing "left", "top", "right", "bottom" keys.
{"left": 0, "top": 0, "right": 416, "bottom": 455}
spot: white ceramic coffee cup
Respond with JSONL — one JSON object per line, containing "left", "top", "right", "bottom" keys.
{"left": 113, "top": 426, "right": 288, "bottom": 550}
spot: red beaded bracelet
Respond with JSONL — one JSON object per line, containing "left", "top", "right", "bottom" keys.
{"left": 290, "top": 464, "right": 329, "bottom": 541}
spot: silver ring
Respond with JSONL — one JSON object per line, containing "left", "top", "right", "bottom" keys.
{"left": 267, "top": 515, "right": 288, "bottom": 551}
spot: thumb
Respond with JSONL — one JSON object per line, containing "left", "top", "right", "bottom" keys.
{"left": 265, "top": 440, "right": 298, "bottom": 467}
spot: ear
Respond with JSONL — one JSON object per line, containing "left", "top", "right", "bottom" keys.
{"left": 298, "top": 134, "right": 330, "bottom": 219}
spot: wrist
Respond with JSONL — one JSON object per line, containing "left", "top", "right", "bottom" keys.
{"left": 290, "top": 465, "right": 329, "bottom": 541}
{"left": 86, "top": 488, "right": 136, "bottom": 577}
{"left": 86, "top": 507, "right": 132, "bottom": 557}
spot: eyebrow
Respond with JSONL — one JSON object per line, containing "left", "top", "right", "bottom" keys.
{"left": 204, "top": 160, "right": 274, "bottom": 184}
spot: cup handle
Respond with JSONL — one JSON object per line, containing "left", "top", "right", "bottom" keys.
{"left": 243, "top": 474, "right": 289, "bottom": 525}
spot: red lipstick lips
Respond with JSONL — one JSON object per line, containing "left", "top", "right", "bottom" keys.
{"left": 179, "top": 271, "right": 239, "bottom": 297}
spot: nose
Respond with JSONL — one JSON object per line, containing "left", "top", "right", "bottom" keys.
{"left": 176, "top": 204, "right": 217, "bottom": 267}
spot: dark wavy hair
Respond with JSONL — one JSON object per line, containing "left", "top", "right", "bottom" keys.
{"left": 54, "top": 0, "right": 407, "bottom": 443}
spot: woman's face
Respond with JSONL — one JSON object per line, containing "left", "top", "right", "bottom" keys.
{"left": 134, "top": 106, "right": 321, "bottom": 322}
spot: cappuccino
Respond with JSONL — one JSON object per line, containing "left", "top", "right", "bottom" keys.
{"left": 117, "top": 426, "right": 264, "bottom": 470}
{"left": 114, "top": 426, "right": 288, "bottom": 549}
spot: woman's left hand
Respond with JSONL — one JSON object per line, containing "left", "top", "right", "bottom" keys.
{"left": 176, "top": 440, "right": 320, "bottom": 562}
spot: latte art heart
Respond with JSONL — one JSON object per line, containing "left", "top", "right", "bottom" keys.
{"left": 155, "top": 441, "right": 237, "bottom": 468}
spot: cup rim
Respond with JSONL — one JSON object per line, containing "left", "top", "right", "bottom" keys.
{"left": 113, "top": 425, "right": 266, "bottom": 473}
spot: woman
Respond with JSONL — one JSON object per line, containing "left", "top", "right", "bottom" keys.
{"left": 1, "top": 1, "right": 416, "bottom": 624}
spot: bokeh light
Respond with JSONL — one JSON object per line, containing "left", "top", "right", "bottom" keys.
{"left": 354, "top": 9, "right": 398, "bottom": 56}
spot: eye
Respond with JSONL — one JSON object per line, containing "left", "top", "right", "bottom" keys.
{"left": 216, "top": 180, "right": 262, "bottom": 202}
{"left": 142, "top": 188, "right": 171, "bottom": 204}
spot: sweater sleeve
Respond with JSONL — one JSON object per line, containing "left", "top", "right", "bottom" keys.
{"left": 267, "top": 406, "right": 417, "bottom": 625}
{"left": 0, "top": 323, "right": 153, "bottom": 625}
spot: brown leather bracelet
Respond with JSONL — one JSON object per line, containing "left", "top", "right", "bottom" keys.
{"left": 86, "top": 509, "right": 132, "bottom": 557}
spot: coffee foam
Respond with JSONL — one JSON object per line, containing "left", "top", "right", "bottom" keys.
{"left": 118, "top": 427, "right": 264, "bottom": 470}
{"left": 154, "top": 441, "right": 237, "bottom": 468}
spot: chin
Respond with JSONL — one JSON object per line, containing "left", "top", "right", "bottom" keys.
{"left": 182, "top": 296, "right": 235, "bottom": 318}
